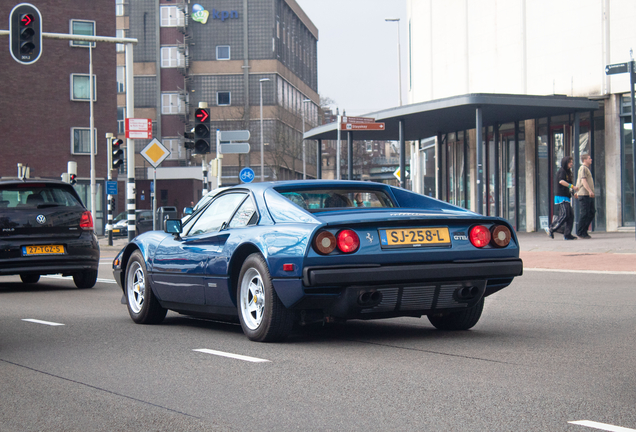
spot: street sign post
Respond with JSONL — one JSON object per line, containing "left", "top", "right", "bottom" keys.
{"left": 605, "top": 62, "right": 629, "bottom": 75}
{"left": 219, "top": 143, "right": 250, "bottom": 154}
{"left": 141, "top": 138, "right": 171, "bottom": 231}
{"left": 125, "top": 118, "right": 152, "bottom": 139}
{"left": 341, "top": 116, "right": 376, "bottom": 124}
{"left": 240, "top": 167, "right": 255, "bottom": 183}
{"left": 219, "top": 130, "right": 250, "bottom": 141}
{"left": 106, "top": 180, "right": 117, "bottom": 195}
{"left": 340, "top": 122, "right": 386, "bottom": 131}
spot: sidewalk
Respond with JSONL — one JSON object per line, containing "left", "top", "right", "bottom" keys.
{"left": 517, "top": 231, "right": 636, "bottom": 273}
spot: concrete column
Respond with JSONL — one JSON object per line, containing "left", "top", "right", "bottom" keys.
{"left": 524, "top": 119, "right": 536, "bottom": 232}
{"left": 605, "top": 94, "right": 622, "bottom": 231}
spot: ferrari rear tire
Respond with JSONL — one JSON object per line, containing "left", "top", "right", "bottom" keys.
{"left": 73, "top": 270, "right": 97, "bottom": 289}
{"left": 125, "top": 250, "right": 167, "bottom": 324}
{"left": 237, "top": 253, "right": 294, "bottom": 342}
{"left": 427, "top": 298, "right": 484, "bottom": 331}
{"left": 20, "top": 274, "right": 40, "bottom": 284}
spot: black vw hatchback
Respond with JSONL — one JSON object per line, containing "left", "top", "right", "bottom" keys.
{"left": 0, "top": 180, "right": 100, "bottom": 288}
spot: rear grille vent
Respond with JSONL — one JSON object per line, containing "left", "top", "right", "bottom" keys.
{"left": 435, "top": 284, "right": 468, "bottom": 309}
{"left": 362, "top": 288, "right": 398, "bottom": 313}
{"left": 401, "top": 285, "right": 436, "bottom": 310}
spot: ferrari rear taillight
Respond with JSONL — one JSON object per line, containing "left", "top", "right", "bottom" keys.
{"left": 336, "top": 229, "right": 360, "bottom": 254}
{"left": 313, "top": 231, "right": 337, "bottom": 255}
{"left": 80, "top": 211, "right": 94, "bottom": 230}
{"left": 469, "top": 225, "right": 490, "bottom": 248}
{"left": 490, "top": 225, "right": 512, "bottom": 248}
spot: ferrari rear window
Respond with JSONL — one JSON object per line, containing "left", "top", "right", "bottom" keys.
{"left": 278, "top": 189, "right": 395, "bottom": 211}
{"left": 0, "top": 185, "right": 82, "bottom": 209}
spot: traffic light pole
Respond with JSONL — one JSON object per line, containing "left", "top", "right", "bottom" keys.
{"left": 106, "top": 134, "right": 113, "bottom": 246}
{"left": 125, "top": 42, "right": 136, "bottom": 242}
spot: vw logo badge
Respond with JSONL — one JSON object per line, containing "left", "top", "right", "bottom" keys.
{"left": 36, "top": 215, "right": 47, "bottom": 225}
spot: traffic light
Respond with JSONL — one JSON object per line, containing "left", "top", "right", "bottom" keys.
{"left": 193, "top": 108, "right": 211, "bottom": 154}
{"left": 69, "top": 174, "right": 77, "bottom": 185}
{"left": 112, "top": 138, "right": 124, "bottom": 169}
{"left": 9, "top": 3, "right": 42, "bottom": 65}
{"left": 184, "top": 131, "right": 195, "bottom": 151}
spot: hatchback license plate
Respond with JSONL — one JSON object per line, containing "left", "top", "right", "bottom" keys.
{"left": 23, "top": 245, "right": 65, "bottom": 255}
{"left": 380, "top": 227, "right": 451, "bottom": 248}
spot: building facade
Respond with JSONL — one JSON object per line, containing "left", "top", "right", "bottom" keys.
{"left": 0, "top": 0, "right": 118, "bottom": 233}
{"left": 116, "top": 0, "right": 320, "bottom": 208}
{"left": 406, "top": 0, "right": 635, "bottom": 232}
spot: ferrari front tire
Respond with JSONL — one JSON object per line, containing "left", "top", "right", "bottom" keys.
{"left": 125, "top": 250, "right": 167, "bottom": 324}
{"left": 427, "top": 298, "right": 484, "bottom": 330}
{"left": 237, "top": 253, "right": 294, "bottom": 342}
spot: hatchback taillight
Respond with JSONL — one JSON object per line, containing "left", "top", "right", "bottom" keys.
{"left": 336, "top": 229, "right": 360, "bottom": 254}
{"left": 469, "top": 225, "right": 490, "bottom": 248}
{"left": 80, "top": 211, "right": 94, "bottom": 230}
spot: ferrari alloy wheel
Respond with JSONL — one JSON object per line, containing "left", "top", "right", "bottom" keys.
{"left": 125, "top": 250, "right": 167, "bottom": 324}
{"left": 20, "top": 274, "right": 40, "bottom": 284}
{"left": 427, "top": 298, "right": 484, "bottom": 331}
{"left": 73, "top": 270, "right": 97, "bottom": 289}
{"left": 237, "top": 253, "right": 294, "bottom": 342}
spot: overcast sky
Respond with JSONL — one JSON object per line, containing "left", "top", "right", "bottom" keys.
{"left": 295, "top": 0, "right": 408, "bottom": 116}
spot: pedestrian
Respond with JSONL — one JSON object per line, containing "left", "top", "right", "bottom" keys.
{"left": 547, "top": 156, "right": 578, "bottom": 240}
{"left": 576, "top": 153, "right": 595, "bottom": 239}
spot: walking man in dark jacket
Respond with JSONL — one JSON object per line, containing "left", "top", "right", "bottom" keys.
{"left": 576, "top": 153, "right": 596, "bottom": 239}
{"left": 548, "top": 156, "right": 579, "bottom": 240}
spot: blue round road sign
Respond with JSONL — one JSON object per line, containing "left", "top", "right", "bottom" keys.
{"left": 239, "top": 167, "right": 255, "bottom": 183}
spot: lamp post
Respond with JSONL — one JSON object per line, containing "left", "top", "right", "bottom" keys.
{"left": 301, "top": 98, "right": 311, "bottom": 179}
{"left": 385, "top": 18, "right": 402, "bottom": 106}
{"left": 259, "top": 78, "right": 270, "bottom": 182}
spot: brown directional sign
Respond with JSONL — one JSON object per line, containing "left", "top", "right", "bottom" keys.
{"left": 340, "top": 122, "right": 386, "bottom": 131}
{"left": 341, "top": 116, "right": 376, "bottom": 124}
{"left": 605, "top": 62, "right": 629, "bottom": 75}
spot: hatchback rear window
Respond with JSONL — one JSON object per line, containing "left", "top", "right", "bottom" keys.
{"left": 277, "top": 188, "right": 395, "bottom": 211}
{"left": 0, "top": 185, "right": 82, "bottom": 209}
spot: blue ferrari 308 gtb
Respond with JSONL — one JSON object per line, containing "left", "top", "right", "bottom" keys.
{"left": 113, "top": 180, "right": 523, "bottom": 342}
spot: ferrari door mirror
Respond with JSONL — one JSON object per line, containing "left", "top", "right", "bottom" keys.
{"left": 165, "top": 219, "right": 183, "bottom": 235}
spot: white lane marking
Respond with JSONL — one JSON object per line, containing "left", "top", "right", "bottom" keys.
{"left": 193, "top": 349, "right": 270, "bottom": 363}
{"left": 22, "top": 319, "right": 65, "bottom": 326}
{"left": 569, "top": 420, "right": 636, "bottom": 431}
{"left": 525, "top": 268, "right": 636, "bottom": 275}
{"left": 41, "top": 275, "right": 117, "bottom": 284}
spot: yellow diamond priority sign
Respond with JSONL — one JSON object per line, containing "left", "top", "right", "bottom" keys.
{"left": 141, "top": 139, "right": 171, "bottom": 168}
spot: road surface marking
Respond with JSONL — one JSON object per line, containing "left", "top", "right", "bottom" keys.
{"left": 569, "top": 420, "right": 636, "bottom": 431}
{"left": 193, "top": 349, "right": 270, "bottom": 363}
{"left": 22, "top": 319, "right": 64, "bottom": 326}
{"left": 525, "top": 268, "right": 636, "bottom": 275}
{"left": 42, "top": 275, "right": 117, "bottom": 284}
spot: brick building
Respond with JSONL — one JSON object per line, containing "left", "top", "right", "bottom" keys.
{"left": 0, "top": 0, "right": 117, "bottom": 233}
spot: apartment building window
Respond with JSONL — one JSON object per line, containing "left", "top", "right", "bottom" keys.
{"left": 116, "top": 0, "right": 125, "bottom": 16}
{"left": 160, "top": 6, "right": 184, "bottom": 27}
{"left": 116, "top": 29, "right": 125, "bottom": 52}
{"left": 161, "top": 46, "right": 184, "bottom": 68}
{"left": 70, "top": 20, "right": 95, "bottom": 47}
{"left": 70, "top": 74, "right": 96, "bottom": 101}
{"left": 165, "top": 139, "right": 182, "bottom": 160}
{"left": 71, "top": 128, "right": 97, "bottom": 155}
{"left": 162, "top": 93, "right": 184, "bottom": 114}
{"left": 216, "top": 46, "right": 230, "bottom": 60}
{"left": 116, "top": 66, "right": 125, "bottom": 92}
{"left": 217, "top": 92, "right": 231, "bottom": 106}
{"left": 117, "top": 107, "right": 126, "bottom": 134}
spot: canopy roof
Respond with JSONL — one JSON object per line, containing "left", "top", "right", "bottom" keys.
{"left": 304, "top": 93, "right": 600, "bottom": 141}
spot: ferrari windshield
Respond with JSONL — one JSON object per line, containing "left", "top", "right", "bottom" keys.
{"left": 278, "top": 188, "right": 395, "bottom": 211}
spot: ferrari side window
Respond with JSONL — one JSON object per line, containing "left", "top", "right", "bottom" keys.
{"left": 229, "top": 197, "right": 257, "bottom": 228}
{"left": 187, "top": 193, "right": 246, "bottom": 236}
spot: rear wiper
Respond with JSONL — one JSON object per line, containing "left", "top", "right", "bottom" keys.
{"left": 36, "top": 203, "right": 62, "bottom": 208}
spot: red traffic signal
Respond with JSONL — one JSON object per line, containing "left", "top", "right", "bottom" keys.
{"left": 69, "top": 174, "right": 77, "bottom": 185}
{"left": 9, "top": 4, "right": 42, "bottom": 64}
{"left": 112, "top": 138, "right": 124, "bottom": 169}
{"left": 193, "top": 108, "right": 211, "bottom": 154}
{"left": 195, "top": 109, "right": 209, "bottom": 122}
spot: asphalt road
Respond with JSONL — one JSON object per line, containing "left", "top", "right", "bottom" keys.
{"left": 1, "top": 261, "right": 635, "bottom": 431}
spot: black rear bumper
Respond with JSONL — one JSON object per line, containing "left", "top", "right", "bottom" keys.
{"left": 303, "top": 259, "right": 523, "bottom": 287}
